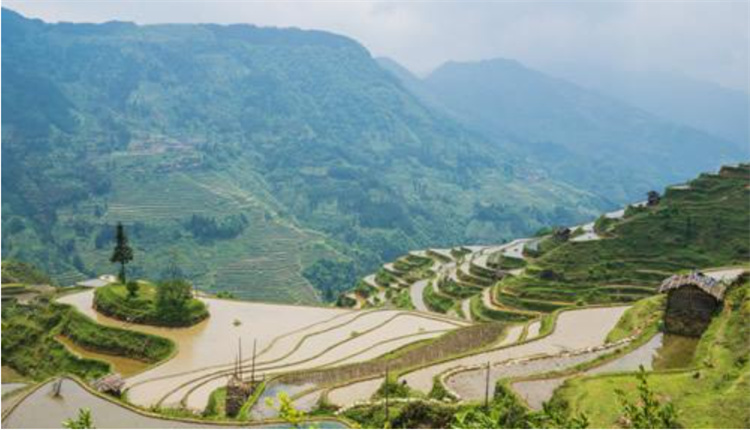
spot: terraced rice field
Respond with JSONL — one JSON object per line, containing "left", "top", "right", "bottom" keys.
{"left": 400, "top": 306, "right": 628, "bottom": 393}
{"left": 327, "top": 378, "right": 384, "bottom": 408}
{"left": 58, "top": 290, "right": 465, "bottom": 411}
{"left": 1, "top": 379, "right": 346, "bottom": 429}
{"left": 511, "top": 333, "right": 672, "bottom": 409}
{"left": 445, "top": 345, "right": 617, "bottom": 402}
{"left": 54, "top": 167, "right": 339, "bottom": 303}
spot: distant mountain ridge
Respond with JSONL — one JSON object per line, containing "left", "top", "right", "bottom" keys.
{"left": 379, "top": 57, "right": 745, "bottom": 203}
{"left": 542, "top": 64, "right": 750, "bottom": 147}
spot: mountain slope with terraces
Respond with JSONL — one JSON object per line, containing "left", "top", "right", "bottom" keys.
{"left": 338, "top": 164, "right": 750, "bottom": 322}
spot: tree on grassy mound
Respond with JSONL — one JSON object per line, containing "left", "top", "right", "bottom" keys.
{"left": 110, "top": 223, "right": 133, "bottom": 284}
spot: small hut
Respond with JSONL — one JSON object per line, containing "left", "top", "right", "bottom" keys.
{"left": 225, "top": 374, "right": 253, "bottom": 417}
{"left": 92, "top": 373, "right": 126, "bottom": 396}
{"left": 553, "top": 227, "right": 571, "bottom": 241}
{"left": 225, "top": 339, "right": 262, "bottom": 417}
{"left": 658, "top": 272, "right": 726, "bottom": 337}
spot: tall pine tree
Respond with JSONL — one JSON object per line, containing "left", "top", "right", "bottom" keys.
{"left": 110, "top": 222, "right": 134, "bottom": 283}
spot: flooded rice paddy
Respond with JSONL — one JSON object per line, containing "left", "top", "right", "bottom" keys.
{"left": 525, "top": 321, "right": 541, "bottom": 339}
{"left": 327, "top": 377, "right": 384, "bottom": 408}
{"left": 1, "top": 383, "right": 27, "bottom": 396}
{"left": 497, "top": 325, "right": 524, "bottom": 346}
{"left": 511, "top": 332, "right": 698, "bottom": 409}
{"left": 55, "top": 336, "right": 149, "bottom": 377}
{"left": 400, "top": 306, "right": 628, "bottom": 393}
{"left": 58, "top": 290, "right": 464, "bottom": 411}
{"left": 1, "top": 379, "right": 348, "bottom": 429}
{"left": 248, "top": 382, "right": 315, "bottom": 419}
{"left": 445, "top": 346, "right": 618, "bottom": 401}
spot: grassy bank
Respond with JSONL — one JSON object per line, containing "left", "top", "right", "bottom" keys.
{"left": 555, "top": 277, "right": 750, "bottom": 428}
{"left": 1, "top": 301, "right": 174, "bottom": 381}
{"left": 94, "top": 281, "right": 208, "bottom": 327}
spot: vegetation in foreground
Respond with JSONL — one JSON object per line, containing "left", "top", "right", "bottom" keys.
{"left": 342, "top": 382, "right": 587, "bottom": 429}
{"left": 1, "top": 300, "right": 173, "bottom": 380}
{"left": 94, "top": 280, "right": 208, "bottom": 327}
{"left": 555, "top": 276, "right": 750, "bottom": 428}
{"left": 63, "top": 408, "right": 94, "bottom": 429}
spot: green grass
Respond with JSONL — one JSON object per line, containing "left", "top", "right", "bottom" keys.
{"left": 556, "top": 277, "right": 750, "bottom": 428}
{"left": 605, "top": 294, "right": 664, "bottom": 342}
{"left": 94, "top": 282, "right": 208, "bottom": 327}
{"left": 498, "top": 165, "right": 749, "bottom": 313}
{"left": 62, "top": 304, "right": 174, "bottom": 362}
{"left": 45, "top": 168, "right": 340, "bottom": 304}
{"left": 469, "top": 295, "right": 534, "bottom": 323}
{"left": 423, "top": 282, "right": 454, "bottom": 313}
{"left": 1, "top": 300, "right": 172, "bottom": 381}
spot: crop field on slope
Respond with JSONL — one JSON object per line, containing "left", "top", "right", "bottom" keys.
{"left": 501, "top": 165, "right": 749, "bottom": 308}
{"left": 53, "top": 156, "right": 341, "bottom": 303}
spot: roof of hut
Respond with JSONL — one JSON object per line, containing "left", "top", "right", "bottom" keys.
{"left": 658, "top": 271, "right": 727, "bottom": 301}
{"left": 92, "top": 373, "right": 125, "bottom": 393}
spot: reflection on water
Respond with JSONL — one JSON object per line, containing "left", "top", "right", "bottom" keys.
{"left": 249, "top": 382, "right": 315, "bottom": 419}
{"left": 512, "top": 332, "right": 699, "bottom": 410}
{"left": 653, "top": 334, "right": 699, "bottom": 370}
{"left": 2, "top": 383, "right": 27, "bottom": 396}
{"left": 55, "top": 336, "right": 150, "bottom": 377}
{"left": 2, "top": 379, "right": 348, "bottom": 429}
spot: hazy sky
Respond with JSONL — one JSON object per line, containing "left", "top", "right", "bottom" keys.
{"left": 5, "top": 1, "right": 749, "bottom": 91}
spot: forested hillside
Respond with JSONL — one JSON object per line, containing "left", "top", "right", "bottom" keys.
{"left": 1, "top": 9, "right": 610, "bottom": 302}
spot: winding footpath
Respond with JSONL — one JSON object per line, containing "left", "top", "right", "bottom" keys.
{"left": 409, "top": 279, "right": 430, "bottom": 313}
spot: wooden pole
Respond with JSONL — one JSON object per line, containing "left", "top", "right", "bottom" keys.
{"left": 484, "top": 361, "right": 491, "bottom": 410}
{"left": 251, "top": 338, "right": 257, "bottom": 384}
{"left": 384, "top": 362, "right": 390, "bottom": 427}
{"left": 239, "top": 337, "right": 243, "bottom": 379}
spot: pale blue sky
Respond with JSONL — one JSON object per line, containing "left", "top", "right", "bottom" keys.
{"left": 5, "top": 1, "right": 748, "bottom": 91}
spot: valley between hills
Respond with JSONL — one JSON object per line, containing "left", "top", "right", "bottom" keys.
{"left": 2, "top": 6, "right": 749, "bottom": 429}
{"left": 2, "top": 164, "right": 748, "bottom": 428}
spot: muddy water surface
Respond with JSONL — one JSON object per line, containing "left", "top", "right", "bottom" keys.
{"left": 512, "top": 332, "right": 699, "bottom": 409}
{"left": 55, "top": 336, "right": 149, "bottom": 377}
{"left": 401, "top": 306, "right": 628, "bottom": 393}
{"left": 2, "top": 379, "right": 348, "bottom": 429}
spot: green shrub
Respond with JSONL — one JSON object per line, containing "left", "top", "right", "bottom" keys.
{"left": 94, "top": 282, "right": 208, "bottom": 327}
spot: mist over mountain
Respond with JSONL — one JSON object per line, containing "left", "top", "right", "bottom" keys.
{"left": 380, "top": 57, "right": 744, "bottom": 203}
{"left": 543, "top": 64, "right": 749, "bottom": 147}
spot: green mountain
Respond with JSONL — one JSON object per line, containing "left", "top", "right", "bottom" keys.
{"left": 1, "top": 9, "right": 610, "bottom": 302}
{"left": 380, "top": 58, "right": 745, "bottom": 203}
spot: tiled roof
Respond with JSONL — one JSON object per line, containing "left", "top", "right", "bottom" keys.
{"left": 658, "top": 271, "right": 726, "bottom": 301}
